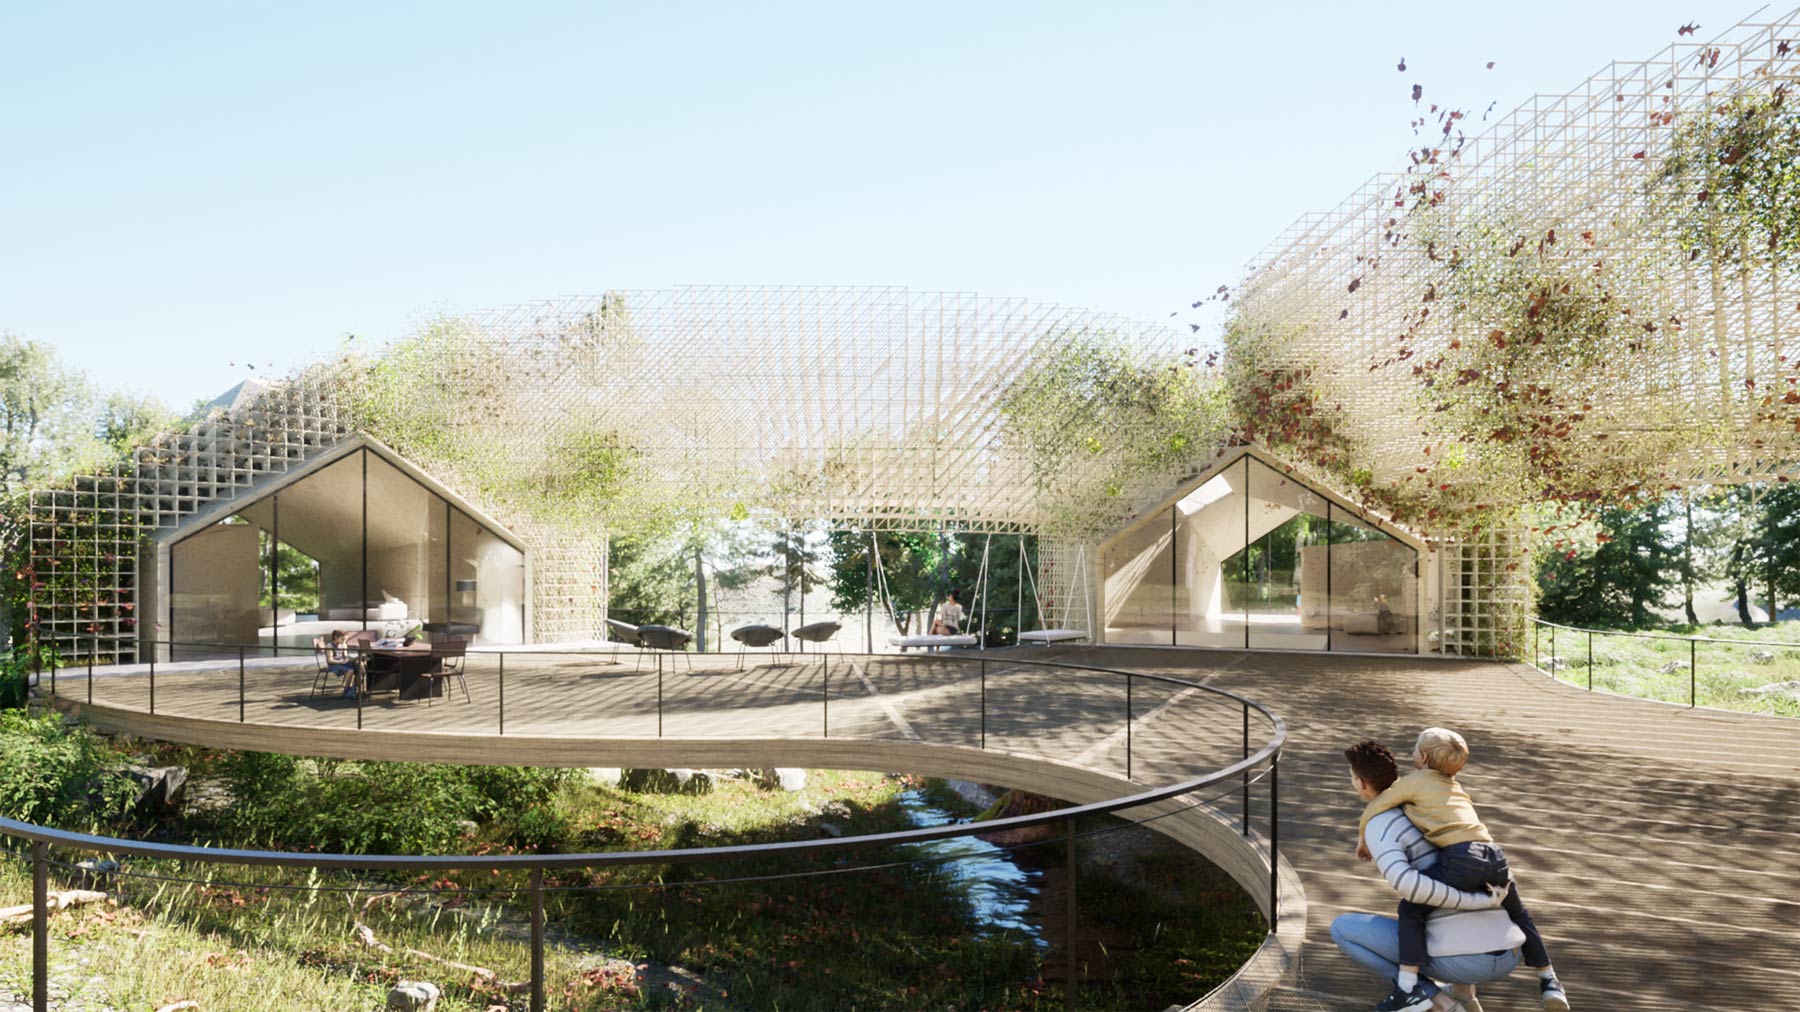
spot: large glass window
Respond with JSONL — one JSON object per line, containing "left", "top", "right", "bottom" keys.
{"left": 1328, "top": 508, "right": 1417, "bottom": 654}
{"left": 1100, "top": 507, "right": 1176, "bottom": 644}
{"left": 1245, "top": 460, "right": 1329, "bottom": 651}
{"left": 1100, "top": 454, "right": 1419, "bottom": 654}
{"left": 1173, "top": 458, "right": 1248, "bottom": 647}
{"left": 163, "top": 449, "right": 525, "bottom": 652}
{"left": 449, "top": 506, "right": 527, "bottom": 644}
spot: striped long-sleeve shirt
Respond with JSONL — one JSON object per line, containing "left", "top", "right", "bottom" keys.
{"left": 1365, "top": 808, "right": 1526, "bottom": 957}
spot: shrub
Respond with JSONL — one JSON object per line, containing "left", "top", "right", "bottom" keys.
{"left": 0, "top": 710, "right": 135, "bottom": 828}
{"left": 213, "top": 754, "right": 574, "bottom": 854}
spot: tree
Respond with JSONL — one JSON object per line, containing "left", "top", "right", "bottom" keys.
{"left": 1536, "top": 498, "right": 1678, "bottom": 628}
{"left": 826, "top": 530, "right": 1039, "bottom": 644}
{"left": 0, "top": 333, "right": 93, "bottom": 494}
{"left": 91, "top": 390, "right": 179, "bottom": 462}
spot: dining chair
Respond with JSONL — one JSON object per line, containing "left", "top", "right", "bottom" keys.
{"left": 427, "top": 638, "right": 471, "bottom": 705}
{"left": 310, "top": 637, "right": 335, "bottom": 698}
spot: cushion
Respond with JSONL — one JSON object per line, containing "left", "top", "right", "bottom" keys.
{"left": 1018, "top": 629, "right": 1087, "bottom": 644}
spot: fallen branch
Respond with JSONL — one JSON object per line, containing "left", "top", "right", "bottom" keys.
{"left": 155, "top": 1002, "right": 199, "bottom": 1012}
{"left": 353, "top": 921, "right": 529, "bottom": 994}
{"left": 0, "top": 890, "right": 109, "bottom": 928}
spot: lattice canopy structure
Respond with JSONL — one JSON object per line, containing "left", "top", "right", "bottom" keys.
{"left": 26, "top": 287, "right": 1213, "bottom": 663}
{"left": 403, "top": 286, "right": 1213, "bottom": 535}
{"left": 1229, "top": 9, "right": 1800, "bottom": 528}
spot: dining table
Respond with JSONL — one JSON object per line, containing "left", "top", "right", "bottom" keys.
{"left": 360, "top": 639, "right": 443, "bottom": 701}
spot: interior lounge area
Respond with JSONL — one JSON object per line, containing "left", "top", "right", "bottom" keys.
{"left": 1100, "top": 452, "right": 1420, "bottom": 653}
{"left": 155, "top": 444, "right": 527, "bottom": 658}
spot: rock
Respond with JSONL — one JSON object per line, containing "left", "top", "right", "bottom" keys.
{"left": 71, "top": 858, "right": 119, "bottom": 890}
{"left": 386, "top": 981, "right": 440, "bottom": 1011}
{"left": 819, "top": 800, "right": 851, "bottom": 820}
{"left": 1751, "top": 649, "right": 1777, "bottom": 663}
{"left": 819, "top": 821, "right": 845, "bottom": 838}
{"left": 119, "top": 764, "right": 187, "bottom": 811}
{"left": 454, "top": 819, "right": 479, "bottom": 838}
{"left": 757, "top": 767, "right": 807, "bottom": 792}
{"left": 619, "top": 768, "right": 713, "bottom": 795}
{"left": 1658, "top": 661, "right": 1685, "bottom": 675}
{"left": 1743, "top": 679, "right": 1800, "bottom": 700}
{"left": 588, "top": 767, "right": 624, "bottom": 787}
{"left": 1546, "top": 656, "right": 1567, "bottom": 671}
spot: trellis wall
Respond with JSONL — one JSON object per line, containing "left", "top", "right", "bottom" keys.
{"left": 1437, "top": 525, "right": 1534, "bottom": 658}
{"left": 28, "top": 287, "right": 1194, "bottom": 660}
{"left": 1229, "top": 10, "right": 1800, "bottom": 657}
{"left": 1235, "top": 11, "right": 1800, "bottom": 496}
{"left": 26, "top": 374, "right": 607, "bottom": 662}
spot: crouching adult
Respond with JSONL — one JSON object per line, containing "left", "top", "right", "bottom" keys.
{"left": 1333, "top": 740, "right": 1524, "bottom": 1012}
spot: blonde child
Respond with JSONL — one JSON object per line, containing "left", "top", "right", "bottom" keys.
{"left": 1356, "top": 728, "right": 1567, "bottom": 1012}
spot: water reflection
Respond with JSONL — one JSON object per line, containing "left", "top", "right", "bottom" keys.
{"left": 897, "top": 787, "right": 1047, "bottom": 947}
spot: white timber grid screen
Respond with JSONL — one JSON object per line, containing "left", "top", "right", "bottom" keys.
{"left": 1235, "top": 9, "right": 1800, "bottom": 494}
{"left": 28, "top": 287, "right": 1207, "bottom": 663}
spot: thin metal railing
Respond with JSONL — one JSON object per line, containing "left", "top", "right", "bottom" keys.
{"left": 11, "top": 640, "right": 1286, "bottom": 1012}
{"left": 1529, "top": 617, "right": 1800, "bottom": 710}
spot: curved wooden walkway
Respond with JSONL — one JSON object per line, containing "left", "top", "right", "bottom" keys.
{"left": 52, "top": 645, "right": 1800, "bottom": 1011}
{"left": 1079, "top": 646, "right": 1800, "bottom": 1012}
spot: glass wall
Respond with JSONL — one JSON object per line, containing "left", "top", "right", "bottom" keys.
{"left": 1245, "top": 459, "right": 1330, "bottom": 650}
{"left": 165, "top": 448, "right": 526, "bottom": 652}
{"left": 1328, "top": 510, "right": 1418, "bottom": 653}
{"left": 1173, "top": 458, "right": 1247, "bottom": 647}
{"left": 1100, "top": 502, "right": 1176, "bottom": 644}
{"left": 1101, "top": 454, "right": 1418, "bottom": 654}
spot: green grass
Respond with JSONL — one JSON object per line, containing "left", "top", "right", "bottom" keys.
{"left": 1534, "top": 619, "right": 1800, "bottom": 717}
{"left": 0, "top": 764, "right": 1266, "bottom": 1010}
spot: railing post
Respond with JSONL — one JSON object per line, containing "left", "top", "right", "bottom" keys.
{"left": 979, "top": 659, "right": 987, "bottom": 749}
{"left": 822, "top": 656, "right": 830, "bottom": 738}
{"left": 1690, "top": 638, "right": 1697, "bottom": 709}
{"left": 48, "top": 649, "right": 54, "bottom": 696}
{"left": 1241, "top": 701, "right": 1250, "bottom": 836}
{"left": 530, "top": 865, "right": 545, "bottom": 1012}
{"left": 239, "top": 646, "right": 247, "bottom": 723}
{"left": 32, "top": 839, "right": 48, "bottom": 1012}
{"left": 1550, "top": 625, "right": 1556, "bottom": 680}
{"left": 356, "top": 656, "right": 364, "bottom": 730}
{"left": 1534, "top": 620, "right": 1539, "bottom": 671}
{"left": 499, "top": 653, "right": 507, "bottom": 736}
{"left": 657, "top": 655, "right": 664, "bottom": 738}
{"left": 1269, "top": 750, "right": 1280, "bottom": 931}
{"left": 1125, "top": 673, "right": 1133, "bottom": 781}
{"left": 88, "top": 648, "right": 95, "bottom": 706}
{"left": 1586, "top": 631, "right": 1593, "bottom": 692}
{"left": 1065, "top": 816, "right": 1078, "bottom": 1012}
{"left": 149, "top": 652, "right": 156, "bottom": 715}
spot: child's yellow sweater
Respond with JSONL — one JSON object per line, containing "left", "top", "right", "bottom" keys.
{"left": 1358, "top": 769, "right": 1492, "bottom": 848}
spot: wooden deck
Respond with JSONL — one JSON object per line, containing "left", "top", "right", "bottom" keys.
{"left": 49, "top": 645, "right": 1800, "bottom": 1011}
{"left": 1079, "top": 647, "right": 1800, "bottom": 1012}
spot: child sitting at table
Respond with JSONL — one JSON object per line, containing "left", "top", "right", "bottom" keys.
{"left": 326, "top": 630, "right": 360, "bottom": 699}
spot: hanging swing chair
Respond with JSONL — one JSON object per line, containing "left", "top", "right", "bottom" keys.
{"left": 1015, "top": 535, "right": 1092, "bottom": 645}
{"left": 874, "top": 530, "right": 989, "bottom": 651}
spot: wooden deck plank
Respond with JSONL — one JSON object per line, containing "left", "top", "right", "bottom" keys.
{"left": 52, "top": 643, "right": 1795, "bottom": 1010}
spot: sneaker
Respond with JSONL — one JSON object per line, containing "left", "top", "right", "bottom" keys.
{"left": 1539, "top": 977, "right": 1570, "bottom": 1011}
{"left": 341, "top": 686, "right": 357, "bottom": 699}
{"left": 1374, "top": 983, "right": 1433, "bottom": 1012}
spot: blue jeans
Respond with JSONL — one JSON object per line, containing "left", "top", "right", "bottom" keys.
{"left": 1399, "top": 841, "right": 1550, "bottom": 970}
{"left": 1331, "top": 912, "right": 1520, "bottom": 997}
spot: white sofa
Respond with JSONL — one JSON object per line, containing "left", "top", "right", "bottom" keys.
{"left": 324, "top": 599, "right": 409, "bottom": 622}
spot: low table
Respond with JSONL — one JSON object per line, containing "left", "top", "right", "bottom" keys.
{"left": 361, "top": 642, "right": 443, "bottom": 701}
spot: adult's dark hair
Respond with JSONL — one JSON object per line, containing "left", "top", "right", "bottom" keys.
{"left": 1344, "top": 740, "right": 1399, "bottom": 792}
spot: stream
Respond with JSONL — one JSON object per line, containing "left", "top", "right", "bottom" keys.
{"left": 896, "top": 784, "right": 1050, "bottom": 947}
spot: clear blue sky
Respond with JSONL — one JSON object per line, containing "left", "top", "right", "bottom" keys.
{"left": 0, "top": 1, "right": 1751, "bottom": 408}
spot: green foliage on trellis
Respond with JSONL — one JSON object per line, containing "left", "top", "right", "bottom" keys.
{"left": 998, "top": 330, "right": 1230, "bottom": 536}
